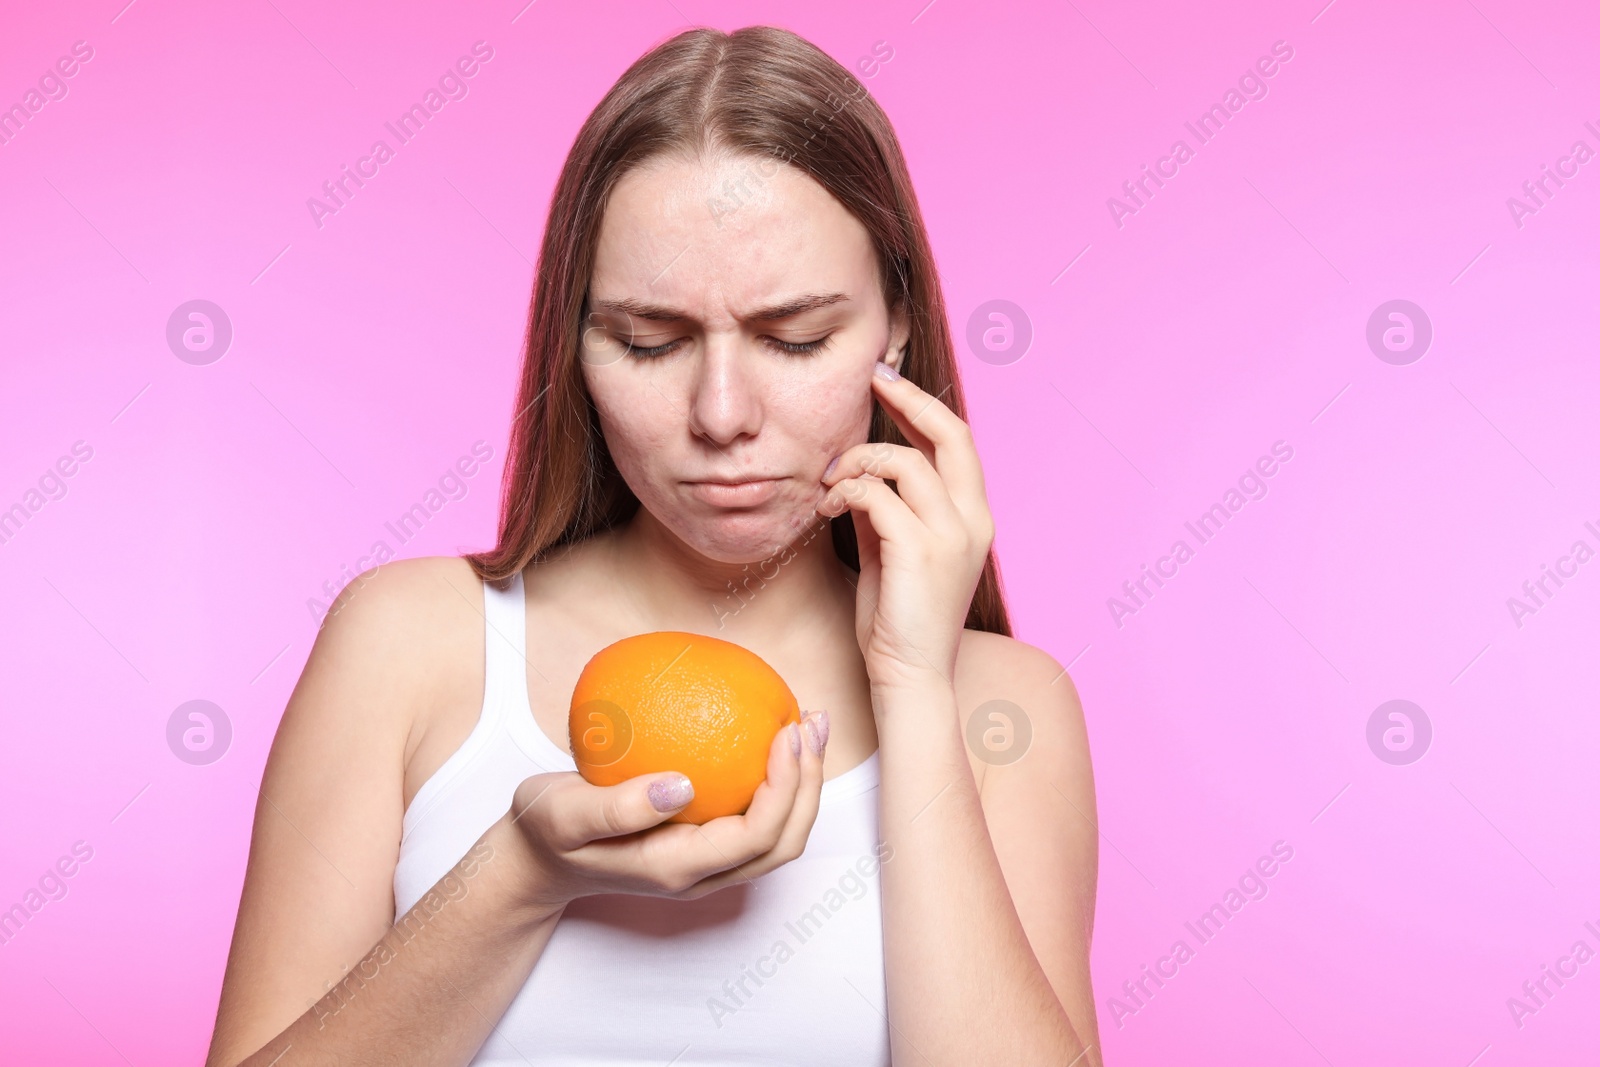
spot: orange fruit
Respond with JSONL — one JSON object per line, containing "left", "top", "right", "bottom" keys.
{"left": 568, "top": 631, "right": 801, "bottom": 825}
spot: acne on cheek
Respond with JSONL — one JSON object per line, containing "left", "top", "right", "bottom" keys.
{"left": 589, "top": 401, "right": 668, "bottom": 493}
{"left": 798, "top": 383, "right": 872, "bottom": 478}
{"left": 594, "top": 358, "right": 872, "bottom": 488}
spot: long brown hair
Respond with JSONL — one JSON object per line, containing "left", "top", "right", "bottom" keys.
{"left": 464, "top": 25, "right": 1011, "bottom": 636}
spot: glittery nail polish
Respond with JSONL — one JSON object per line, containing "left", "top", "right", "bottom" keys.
{"left": 805, "top": 709, "right": 830, "bottom": 755}
{"left": 648, "top": 775, "right": 693, "bottom": 812}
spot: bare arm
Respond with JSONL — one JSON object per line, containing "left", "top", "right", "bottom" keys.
{"left": 229, "top": 816, "right": 562, "bottom": 1067}
{"left": 205, "top": 556, "right": 829, "bottom": 1066}
{"left": 875, "top": 640, "right": 1101, "bottom": 1067}
{"left": 975, "top": 646, "right": 1102, "bottom": 1064}
{"left": 204, "top": 557, "right": 551, "bottom": 1067}
{"left": 815, "top": 350, "right": 1101, "bottom": 1063}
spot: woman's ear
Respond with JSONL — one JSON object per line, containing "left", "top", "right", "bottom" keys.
{"left": 884, "top": 301, "right": 911, "bottom": 373}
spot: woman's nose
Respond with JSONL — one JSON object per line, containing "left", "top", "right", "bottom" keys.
{"left": 686, "top": 336, "right": 763, "bottom": 446}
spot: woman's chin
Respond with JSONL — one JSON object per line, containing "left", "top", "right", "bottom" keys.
{"left": 677, "top": 506, "right": 828, "bottom": 566}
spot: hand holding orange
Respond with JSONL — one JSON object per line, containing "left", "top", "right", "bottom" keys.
{"left": 568, "top": 631, "right": 802, "bottom": 825}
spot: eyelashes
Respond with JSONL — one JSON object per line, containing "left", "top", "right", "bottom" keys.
{"left": 617, "top": 339, "right": 679, "bottom": 359}
{"left": 767, "top": 335, "right": 833, "bottom": 356}
{"left": 618, "top": 335, "right": 835, "bottom": 360}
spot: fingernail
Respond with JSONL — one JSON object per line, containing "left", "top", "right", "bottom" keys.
{"left": 649, "top": 775, "right": 694, "bottom": 812}
{"left": 789, "top": 722, "right": 802, "bottom": 758}
{"left": 823, "top": 454, "right": 841, "bottom": 479}
{"left": 873, "top": 360, "right": 901, "bottom": 382}
{"left": 805, "top": 710, "right": 829, "bottom": 755}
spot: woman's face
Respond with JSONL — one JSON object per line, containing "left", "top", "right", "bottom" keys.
{"left": 582, "top": 149, "right": 909, "bottom": 565}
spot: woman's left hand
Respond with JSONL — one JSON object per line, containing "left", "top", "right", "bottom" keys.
{"left": 818, "top": 361, "right": 996, "bottom": 693}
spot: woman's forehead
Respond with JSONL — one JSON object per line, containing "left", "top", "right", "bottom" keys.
{"left": 591, "top": 152, "right": 878, "bottom": 319}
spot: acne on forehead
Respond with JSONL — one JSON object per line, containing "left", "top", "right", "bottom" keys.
{"left": 592, "top": 152, "right": 881, "bottom": 315}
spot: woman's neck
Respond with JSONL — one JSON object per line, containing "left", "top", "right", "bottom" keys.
{"left": 602, "top": 507, "right": 856, "bottom": 644}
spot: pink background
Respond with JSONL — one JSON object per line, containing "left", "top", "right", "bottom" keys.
{"left": 3, "top": 0, "right": 1598, "bottom": 1062}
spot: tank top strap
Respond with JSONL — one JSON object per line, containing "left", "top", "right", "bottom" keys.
{"left": 482, "top": 571, "right": 528, "bottom": 713}
{"left": 482, "top": 571, "right": 574, "bottom": 770}
{"left": 399, "top": 572, "right": 529, "bottom": 844}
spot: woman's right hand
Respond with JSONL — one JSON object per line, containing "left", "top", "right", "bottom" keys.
{"left": 503, "top": 709, "right": 830, "bottom": 911}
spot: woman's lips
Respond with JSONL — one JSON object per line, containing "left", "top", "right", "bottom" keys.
{"left": 686, "top": 478, "right": 783, "bottom": 507}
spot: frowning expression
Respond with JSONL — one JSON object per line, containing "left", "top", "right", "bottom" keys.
{"left": 582, "top": 149, "right": 908, "bottom": 563}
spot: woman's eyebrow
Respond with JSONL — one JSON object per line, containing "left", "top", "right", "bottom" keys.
{"left": 590, "top": 291, "right": 850, "bottom": 323}
{"left": 748, "top": 292, "right": 850, "bottom": 321}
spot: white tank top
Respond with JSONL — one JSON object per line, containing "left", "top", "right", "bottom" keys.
{"left": 393, "top": 572, "right": 891, "bottom": 1065}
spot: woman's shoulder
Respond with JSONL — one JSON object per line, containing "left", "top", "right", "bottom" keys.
{"left": 318, "top": 555, "right": 484, "bottom": 643}
{"left": 954, "top": 629, "right": 1093, "bottom": 802}
{"left": 953, "top": 630, "right": 1088, "bottom": 756}
{"left": 954, "top": 629, "right": 1082, "bottom": 704}
{"left": 310, "top": 555, "right": 488, "bottom": 723}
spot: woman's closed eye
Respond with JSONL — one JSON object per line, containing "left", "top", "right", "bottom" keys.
{"left": 767, "top": 334, "right": 834, "bottom": 356}
{"left": 618, "top": 334, "right": 834, "bottom": 359}
{"left": 616, "top": 337, "right": 680, "bottom": 359}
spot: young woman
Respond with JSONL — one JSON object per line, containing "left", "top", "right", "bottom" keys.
{"left": 206, "top": 25, "right": 1100, "bottom": 1067}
